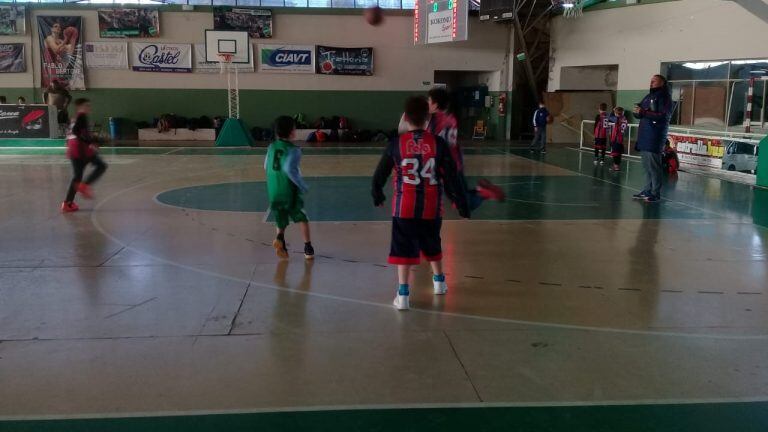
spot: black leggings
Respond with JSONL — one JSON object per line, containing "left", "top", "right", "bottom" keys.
{"left": 594, "top": 148, "right": 606, "bottom": 159}
{"left": 65, "top": 155, "right": 108, "bottom": 203}
{"left": 613, "top": 154, "right": 622, "bottom": 166}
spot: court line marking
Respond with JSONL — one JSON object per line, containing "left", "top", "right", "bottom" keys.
{"left": 89, "top": 163, "right": 768, "bottom": 340}
{"left": 152, "top": 180, "right": 596, "bottom": 211}
{"left": 558, "top": 147, "right": 729, "bottom": 219}
{"left": 3, "top": 397, "right": 768, "bottom": 421}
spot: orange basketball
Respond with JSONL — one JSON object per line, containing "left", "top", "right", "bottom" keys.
{"left": 364, "top": 6, "right": 384, "bottom": 26}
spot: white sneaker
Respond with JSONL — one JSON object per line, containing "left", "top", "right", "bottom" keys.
{"left": 393, "top": 294, "right": 410, "bottom": 310}
{"left": 433, "top": 280, "right": 448, "bottom": 295}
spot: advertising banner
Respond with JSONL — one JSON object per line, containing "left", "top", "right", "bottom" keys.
{"left": 0, "top": 43, "right": 25, "bottom": 73}
{"left": 0, "top": 6, "right": 25, "bottom": 35}
{"left": 98, "top": 8, "right": 160, "bottom": 38}
{"left": 259, "top": 44, "right": 314, "bottom": 74}
{"left": 427, "top": 8, "right": 453, "bottom": 44}
{"left": 132, "top": 43, "right": 192, "bottom": 73}
{"left": 0, "top": 105, "right": 53, "bottom": 139}
{"left": 37, "top": 16, "right": 86, "bottom": 90}
{"left": 316, "top": 46, "right": 373, "bottom": 76}
{"left": 194, "top": 44, "right": 254, "bottom": 73}
{"left": 85, "top": 42, "right": 128, "bottom": 69}
{"left": 214, "top": 7, "right": 272, "bottom": 39}
{"left": 668, "top": 133, "right": 726, "bottom": 169}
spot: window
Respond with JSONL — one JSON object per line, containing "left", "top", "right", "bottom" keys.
{"left": 663, "top": 59, "right": 768, "bottom": 134}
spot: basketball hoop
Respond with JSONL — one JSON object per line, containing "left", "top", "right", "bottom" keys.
{"left": 216, "top": 53, "right": 240, "bottom": 119}
{"left": 217, "top": 53, "right": 233, "bottom": 75}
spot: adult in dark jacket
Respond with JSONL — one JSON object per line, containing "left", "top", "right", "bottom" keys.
{"left": 633, "top": 74, "right": 672, "bottom": 203}
{"left": 529, "top": 101, "right": 550, "bottom": 153}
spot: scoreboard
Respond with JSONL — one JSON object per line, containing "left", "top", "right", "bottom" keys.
{"left": 414, "top": 0, "right": 469, "bottom": 45}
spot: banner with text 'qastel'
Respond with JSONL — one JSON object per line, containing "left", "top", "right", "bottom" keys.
{"left": 132, "top": 43, "right": 192, "bottom": 73}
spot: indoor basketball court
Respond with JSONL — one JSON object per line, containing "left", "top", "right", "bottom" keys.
{"left": 1, "top": 0, "right": 767, "bottom": 431}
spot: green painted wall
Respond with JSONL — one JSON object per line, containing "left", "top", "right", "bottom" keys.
{"left": 757, "top": 134, "right": 768, "bottom": 188}
{"left": 1, "top": 88, "right": 510, "bottom": 139}
{"left": 616, "top": 90, "right": 648, "bottom": 123}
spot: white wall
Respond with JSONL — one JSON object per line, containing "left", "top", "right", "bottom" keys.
{"left": 560, "top": 65, "right": 618, "bottom": 90}
{"left": 2, "top": 8, "right": 512, "bottom": 91}
{"left": 548, "top": 0, "right": 768, "bottom": 91}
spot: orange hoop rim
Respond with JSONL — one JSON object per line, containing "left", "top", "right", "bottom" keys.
{"left": 217, "top": 53, "right": 234, "bottom": 63}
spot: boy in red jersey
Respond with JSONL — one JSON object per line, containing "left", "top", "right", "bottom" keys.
{"left": 61, "top": 98, "right": 107, "bottom": 213}
{"left": 593, "top": 103, "right": 609, "bottom": 165}
{"left": 608, "top": 107, "right": 629, "bottom": 172}
{"left": 372, "top": 96, "right": 470, "bottom": 311}
{"left": 426, "top": 87, "right": 505, "bottom": 211}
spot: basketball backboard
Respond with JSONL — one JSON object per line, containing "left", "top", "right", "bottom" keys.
{"left": 204, "top": 30, "right": 250, "bottom": 63}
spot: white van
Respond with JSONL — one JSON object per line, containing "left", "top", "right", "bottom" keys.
{"left": 722, "top": 141, "right": 759, "bottom": 174}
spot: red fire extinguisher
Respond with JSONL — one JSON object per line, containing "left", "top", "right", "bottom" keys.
{"left": 498, "top": 93, "right": 507, "bottom": 117}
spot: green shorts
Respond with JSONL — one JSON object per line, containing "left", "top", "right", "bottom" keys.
{"left": 271, "top": 196, "right": 309, "bottom": 229}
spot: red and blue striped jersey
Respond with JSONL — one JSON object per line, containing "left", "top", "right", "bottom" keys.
{"left": 372, "top": 130, "right": 468, "bottom": 220}
{"left": 594, "top": 111, "right": 609, "bottom": 139}
{"left": 428, "top": 111, "right": 462, "bottom": 171}
{"left": 609, "top": 115, "right": 628, "bottom": 144}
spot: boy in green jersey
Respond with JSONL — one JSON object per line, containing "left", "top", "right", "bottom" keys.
{"left": 265, "top": 116, "right": 314, "bottom": 260}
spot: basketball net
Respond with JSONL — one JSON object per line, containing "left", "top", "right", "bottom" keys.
{"left": 562, "top": 0, "right": 586, "bottom": 19}
{"left": 217, "top": 53, "right": 240, "bottom": 119}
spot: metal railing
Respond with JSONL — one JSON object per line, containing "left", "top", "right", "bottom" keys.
{"left": 579, "top": 120, "right": 764, "bottom": 158}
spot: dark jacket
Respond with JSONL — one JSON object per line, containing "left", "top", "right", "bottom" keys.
{"left": 533, "top": 107, "right": 549, "bottom": 128}
{"left": 634, "top": 86, "right": 672, "bottom": 153}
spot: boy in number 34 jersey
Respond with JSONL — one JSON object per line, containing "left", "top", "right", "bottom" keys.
{"left": 372, "top": 96, "right": 470, "bottom": 311}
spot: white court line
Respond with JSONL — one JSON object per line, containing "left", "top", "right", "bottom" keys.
{"left": 3, "top": 396, "right": 768, "bottom": 421}
{"left": 557, "top": 147, "right": 728, "bottom": 218}
{"left": 88, "top": 163, "right": 768, "bottom": 340}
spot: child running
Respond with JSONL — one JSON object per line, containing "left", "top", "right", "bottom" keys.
{"left": 608, "top": 107, "right": 628, "bottom": 172}
{"left": 265, "top": 116, "right": 315, "bottom": 260}
{"left": 426, "top": 87, "right": 505, "bottom": 210}
{"left": 372, "top": 96, "right": 470, "bottom": 311}
{"left": 61, "top": 98, "right": 107, "bottom": 213}
{"left": 593, "top": 103, "right": 609, "bottom": 165}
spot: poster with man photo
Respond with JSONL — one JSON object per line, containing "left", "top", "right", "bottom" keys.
{"left": 0, "top": 6, "right": 25, "bottom": 35}
{"left": 0, "top": 44, "right": 26, "bottom": 73}
{"left": 213, "top": 7, "right": 272, "bottom": 39}
{"left": 98, "top": 9, "right": 160, "bottom": 38}
{"left": 37, "top": 16, "right": 85, "bottom": 90}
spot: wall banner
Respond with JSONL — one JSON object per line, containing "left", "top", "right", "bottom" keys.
{"left": 0, "top": 43, "right": 25, "bottom": 73}
{"left": 37, "top": 16, "right": 85, "bottom": 90}
{"left": 131, "top": 43, "right": 192, "bottom": 73}
{"left": 316, "top": 46, "right": 373, "bottom": 76}
{"left": 98, "top": 9, "right": 160, "bottom": 38}
{"left": 85, "top": 42, "right": 128, "bottom": 69}
{"left": 259, "top": 44, "right": 314, "bottom": 74}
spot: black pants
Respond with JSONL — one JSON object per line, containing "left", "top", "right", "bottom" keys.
{"left": 594, "top": 148, "right": 606, "bottom": 159}
{"left": 613, "top": 154, "right": 622, "bottom": 166}
{"left": 65, "top": 155, "right": 107, "bottom": 203}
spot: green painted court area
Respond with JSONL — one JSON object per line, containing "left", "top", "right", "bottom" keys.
{"left": 155, "top": 176, "right": 714, "bottom": 221}
{"left": 3, "top": 402, "right": 767, "bottom": 432}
